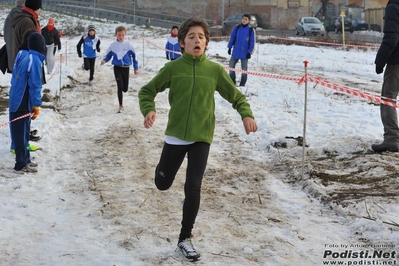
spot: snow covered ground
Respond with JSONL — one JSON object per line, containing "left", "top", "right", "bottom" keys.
{"left": 0, "top": 6, "right": 398, "bottom": 266}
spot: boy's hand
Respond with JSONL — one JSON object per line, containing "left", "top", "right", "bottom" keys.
{"left": 134, "top": 70, "right": 139, "bottom": 75}
{"left": 31, "top": 106, "right": 40, "bottom": 120}
{"left": 100, "top": 60, "right": 105, "bottom": 65}
{"left": 144, "top": 111, "right": 156, "bottom": 129}
{"left": 242, "top": 117, "right": 257, "bottom": 135}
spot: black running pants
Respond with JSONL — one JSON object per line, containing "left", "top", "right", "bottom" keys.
{"left": 155, "top": 142, "right": 210, "bottom": 241}
{"left": 113, "top": 66, "right": 130, "bottom": 106}
{"left": 83, "top": 57, "right": 96, "bottom": 81}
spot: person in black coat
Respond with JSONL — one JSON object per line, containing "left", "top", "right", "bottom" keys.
{"left": 373, "top": 0, "right": 399, "bottom": 152}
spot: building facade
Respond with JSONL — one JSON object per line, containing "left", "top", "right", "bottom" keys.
{"left": 97, "top": 0, "right": 386, "bottom": 30}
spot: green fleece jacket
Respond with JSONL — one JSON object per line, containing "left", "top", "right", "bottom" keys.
{"left": 139, "top": 52, "right": 254, "bottom": 144}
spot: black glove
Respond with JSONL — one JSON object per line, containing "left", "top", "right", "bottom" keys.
{"left": 166, "top": 55, "right": 169, "bottom": 60}
{"left": 78, "top": 53, "right": 82, "bottom": 58}
{"left": 247, "top": 53, "right": 251, "bottom": 59}
{"left": 228, "top": 48, "right": 231, "bottom": 55}
{"left": 375, "top": 65, "right": 384, "bottom": 74}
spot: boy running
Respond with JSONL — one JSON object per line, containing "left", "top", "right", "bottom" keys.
{"left": 101, "top": 26, "right": 139, "bottom": 113}
{"left": 138, "top": 17, "right": 258, "bottom": 261}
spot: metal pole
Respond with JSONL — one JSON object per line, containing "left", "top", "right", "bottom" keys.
{"left": 142, "top": 32, "right": 144, "bottom": 67}
{"left": 301, "top": 60, "right": 309, "bottom": 179}
{"left": 59, "top": 54, "right": 63, "bottom": 103}
{"left": 133, "top": 0, "right": 136, "bottom": 24}
{"left": 222, "top": 0, "right": 224, "bottom": 23}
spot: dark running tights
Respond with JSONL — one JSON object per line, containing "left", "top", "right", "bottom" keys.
{"left": 155, "top": 142, "right": 210, "bottom": 241}
{"left": 83, "top": 57, "right": 96, "bottom": 81}
{"left": 113, "top": 66, "right": 130, "bottom": 105}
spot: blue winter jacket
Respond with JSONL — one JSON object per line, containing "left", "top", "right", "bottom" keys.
{"left": 165, "top": 35, "right": 181, "bottom": 60}
{"left": 9, "top": 50, "right": 44, "bottom": 112}
{"left": 227, "top": 24, "right": 255, "bottom": 60}
{"left": 76, "top": 34, "right": 101, "bottom": 59}
{"left": 103, "top": 40, "right": 139, "bottom": 70}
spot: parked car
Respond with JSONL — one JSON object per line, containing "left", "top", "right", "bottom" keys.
{"left": 295, "top": 17, "right": 325, "bottom": 36}
{"left": 221, "top": 14, "right": 260, "bottom": 35}
{"left": 352, "top": 18, "right": 369, "bottom": 31}
{"left": 326, "top": 17, "right": 354, "bottom": 33}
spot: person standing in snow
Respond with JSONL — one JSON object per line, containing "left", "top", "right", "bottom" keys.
{"left": 76, "top": 24, "right": 101, "bottom": 86}
{"left": 138, "top": 16, "right": 258, "bottom": 261}
{"left": 373, "top": 0, "right": 399, "bottom": 152}
{"left": 165, "top": 25, "right": 181, "bottom": 60}
{"left": 101, "top": 25, "right": 139, "bottom": 113}
{"left": 3, "top": 0, "right": 25, "bottom": 73}
{"left": 41, "top": 17, "right": 61, "bottom": 74}
{"left": 10, "top": 0, "right": 43, "bottom": 74}
{"left": 227, "top": 14, "right": 255, "bottom": 87}
{"left": 9, "top": 28, "right": 41, "bottom": 154}
{"left": 9, "top": 32, "right": 46, "bottom": 173}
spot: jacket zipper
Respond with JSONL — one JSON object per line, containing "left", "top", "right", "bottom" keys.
{"left": 184, "top": 58, "right": 196, "bottom": 139}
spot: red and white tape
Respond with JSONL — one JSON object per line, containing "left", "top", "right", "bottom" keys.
{"left": 0, "top": 112, "right": 32, "bottom": 129}
{"left": 299, "top": 74, "right": 398, "bottom": 108}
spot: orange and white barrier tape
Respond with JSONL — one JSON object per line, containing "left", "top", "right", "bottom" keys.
{"left": 224, "top": 66, "right": 302, "bottom": 82}
{"left": 299, "top": 74, "right": 399, "bottom": 108}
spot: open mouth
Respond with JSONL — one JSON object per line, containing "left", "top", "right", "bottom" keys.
{"left": 194, "top": 46, "right": 201, "bottom": 51}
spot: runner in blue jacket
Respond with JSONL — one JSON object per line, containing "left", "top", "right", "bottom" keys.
{"left": 101, "top": 25, "right": 139, "bottom": 113}
{"left": 76, "top": 25, "right": 101, "bottom": 86}
{"left": 165, "top": 25, "right": 181, "bottom": 60}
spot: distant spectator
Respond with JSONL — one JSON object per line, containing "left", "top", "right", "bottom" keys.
{"left": 3, "top": 0, "right": 25, "bottom": 73}
{"left": 165, "top": 25, "right": 181, "bottom": 60}
{"left": 41, "top": 17, "right": 61, "bottom": 74}
{"left": 227, "top": 14, "right": 255, "bottom": 87}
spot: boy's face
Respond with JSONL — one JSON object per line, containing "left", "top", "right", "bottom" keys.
{"left": 241, "top": 17, "right": 250, "bottom": 25}
{"left": 179, "top": 26, "right": 207, "bottom": 57}
{"left": 88, "top": 30, "right": 95, "bottom": 36}
{"left": 116, "top": 30, "right": 126, "bottom": 42}
{"left": 171, "top": 28, "right": 178, "bottom": 35}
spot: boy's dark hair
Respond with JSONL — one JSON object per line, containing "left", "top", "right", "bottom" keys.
{"left": 178, "top": 17, "right": 209, "bottom": 53}
{"left": 242, "top": 14, "right": 251, "bottom": 20}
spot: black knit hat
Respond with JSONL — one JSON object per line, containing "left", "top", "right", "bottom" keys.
{"left": 171, "top": 25, "right": 179, "bottom": 30}
{"left": 24, "top": 0, "right": 42, "bottom": 11}
{"left": 28, "top": 32, "right": 47, "bottom": 56}
{"left": 242, "top": 14, "right": 251, "bottom": 20}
